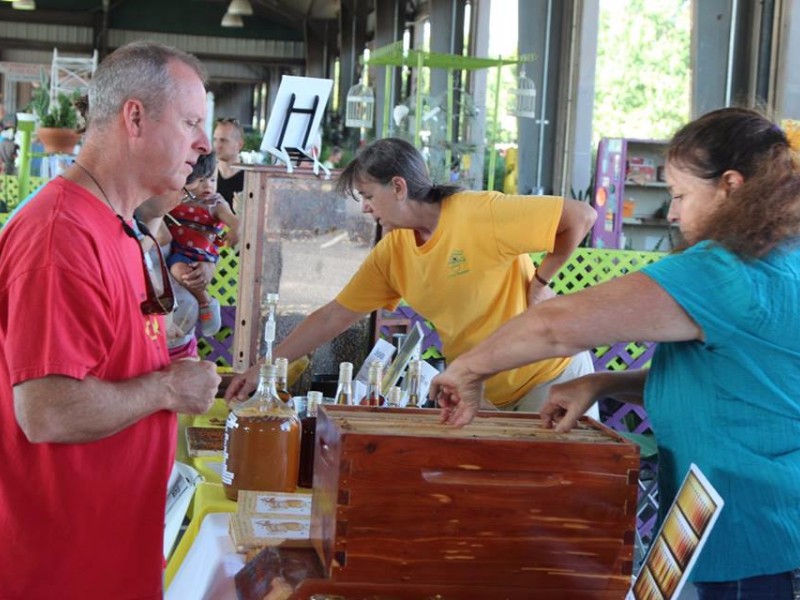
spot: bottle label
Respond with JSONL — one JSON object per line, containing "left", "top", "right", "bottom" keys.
{"left": 221, "top": 411, "right": 239, "bottom": 485}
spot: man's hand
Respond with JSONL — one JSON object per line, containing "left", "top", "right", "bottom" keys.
{"left": 162, "top": 358, "right": 220, "bottom": 415}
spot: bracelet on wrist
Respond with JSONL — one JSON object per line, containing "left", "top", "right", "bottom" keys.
{"left": 533, "top": 268, "right": 551, "bottom": 286}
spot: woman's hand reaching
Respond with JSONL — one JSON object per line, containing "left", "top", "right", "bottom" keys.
{"left": 224, "top": 365, "right": 259, "bottom": 405}
{"left": 540, "top": 374, "right": 606, "bottom": 432}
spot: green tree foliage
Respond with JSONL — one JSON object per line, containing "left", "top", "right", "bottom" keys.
{"left": 593, "top": 0, "right": 691, "bottom": 144}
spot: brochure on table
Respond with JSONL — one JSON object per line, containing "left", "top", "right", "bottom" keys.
{"left": 627, "top": 463, "right": 724, "bottom": 600}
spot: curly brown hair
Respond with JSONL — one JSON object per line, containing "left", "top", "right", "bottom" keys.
{"left": 667, "top": 107, "right": 800, "bottom": 258}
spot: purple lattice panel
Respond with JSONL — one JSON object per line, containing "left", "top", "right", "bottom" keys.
{"left": 600, "top": 400, "right": 652, "bottom": 435}
{"left": 592, "top": 341, "right": 656, "bottom": 435}
{"left": 379, "top": 304, "right": 443, "bottom": 358}
{"left": 196, "top": 306, "right": 236, "bottom": 367}
{"left": 636, "top": 458, "right": 660, "bottom": 556}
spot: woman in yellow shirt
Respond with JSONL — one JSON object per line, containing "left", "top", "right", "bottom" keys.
{"left": 226, "top": 138, "right": 596, "bottom": 410}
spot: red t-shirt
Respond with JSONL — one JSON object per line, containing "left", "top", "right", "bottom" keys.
{"left": 0, "top": 178, "right": 173, "bottom": 599}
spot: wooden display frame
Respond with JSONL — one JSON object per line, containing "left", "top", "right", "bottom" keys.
{"left": 232, "top": 166, "right": 378, "bottom": 372}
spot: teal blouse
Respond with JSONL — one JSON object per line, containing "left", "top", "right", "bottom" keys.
{"left": 642, "top": 240, "right": 800, "bottom": 582}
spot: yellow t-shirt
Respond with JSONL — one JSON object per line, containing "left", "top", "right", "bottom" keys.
{"left": 336, "top": 190, "right": 571, "bottom": 406}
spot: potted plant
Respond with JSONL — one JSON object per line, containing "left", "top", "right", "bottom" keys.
{"left": 27, "top": 70, "right": 82, "bottom": 154}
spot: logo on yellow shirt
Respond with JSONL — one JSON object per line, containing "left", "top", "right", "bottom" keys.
{"left": 145, "top": 315, "right": 162, "bottom": 341}
{"left": 447, "top": 249, "right": 470, "bottom": 277}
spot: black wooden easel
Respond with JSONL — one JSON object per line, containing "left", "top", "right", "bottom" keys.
{"left": 275, "top": 93, "right": 321, "bottom": 167}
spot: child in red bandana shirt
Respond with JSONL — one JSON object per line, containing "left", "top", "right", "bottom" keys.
{"left": 167, "top": 151, "right": 239, "bottom": 335}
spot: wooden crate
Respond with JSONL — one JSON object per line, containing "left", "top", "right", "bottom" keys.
{"left": 310, "top": 405, "right": 639, "bottom": 597}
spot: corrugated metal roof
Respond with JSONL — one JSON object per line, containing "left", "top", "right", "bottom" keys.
{"left": 0, "top": 21, "right": 93, "bottom": 47}
{"left": 108, "top": 30, "right": 304, "bottom": 61}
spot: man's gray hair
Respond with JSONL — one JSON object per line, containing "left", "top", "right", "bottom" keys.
{"left": 87, "top": 41, "right": 207, "bottom": 128}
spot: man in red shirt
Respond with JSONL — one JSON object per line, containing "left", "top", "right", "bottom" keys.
{"left": 0, "top": 42, "right": 219, "bottom": 599}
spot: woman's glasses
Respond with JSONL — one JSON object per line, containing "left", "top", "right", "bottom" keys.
{"left": 119, "top": 217, "right": 175, "bottom": 316}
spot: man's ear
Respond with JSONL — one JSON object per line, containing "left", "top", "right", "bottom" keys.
{"left": 122, "top": 99, "right": 145, "bottom": 137}
{"left": 720, "top": 169, "right": 745, "bottom": 195}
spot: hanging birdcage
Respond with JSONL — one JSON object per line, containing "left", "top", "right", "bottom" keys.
{"left": 345, "top": 80, "right": 375, "bottom": 128}
{"left": 510, "top": 68, "right": 537, "bottom": 119}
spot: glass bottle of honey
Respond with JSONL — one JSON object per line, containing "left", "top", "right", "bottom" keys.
{"left": 359, "top": 360, "right": 386, "bottom": 406}
{"left": 274, "top": 357, "right": 292, "bottom": 404}
{"left": 221, "top": 363, "right": 301, "bottom": 501}
{"left": 334, "top": 361, "right": 353, "bottom": 405}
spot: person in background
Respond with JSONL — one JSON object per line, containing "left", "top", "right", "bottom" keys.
{"left": 167, "top": 151, "right": 238, "bottom": 337}
{"left": 323, "top": 145, "right": 343, "bottom": 170}
{"left": 0, "top": 139, "right": 17, "bottom": 175}
{"left": 0, "top": 41, "right": 219, "bottom": 600}
{"left": 213, "top": 116, "right": 245, "bottom": 212}
{"left": 432, "top": 108, "right": 800, "bottom": 599}
{"left": 226, "top": 137, "right": 597, "bottom": 410}
{"left": 136, "top": 191, "right": 217, "bottom": 360}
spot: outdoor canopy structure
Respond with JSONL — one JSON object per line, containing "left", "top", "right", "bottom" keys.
{"left": 366, "top": 40, "right": 534, "bottom": 190}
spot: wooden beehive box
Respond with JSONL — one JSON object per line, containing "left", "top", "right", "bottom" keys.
{"left": 310, "top": 405, "right": 639, "bottom": 597}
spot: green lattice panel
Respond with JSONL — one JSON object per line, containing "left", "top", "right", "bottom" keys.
{"left": 208, "top": 246, "right": 239, "bottom": 306}
{"left": 197, "top": 248, "right": 238, "bottom": 367}
{"left": 532, "top": 247, "right": 665, "bottom": 295}
{"left": 532, "top": 248, "right": 665, "bottom": 370}
{"left": 1, "top": 174, "right": 46, "bottom": 209}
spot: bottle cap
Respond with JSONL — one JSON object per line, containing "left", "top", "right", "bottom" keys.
{"left": 387, "top": 386, "right": 402, "bottom": 407}
{"left": 407, "top": 359, "right": 421, "bottom": 376}
{"left": 275, "top": 357, "right": 289, "bottom": 375}
{"left": 259, "top": 363, "right": 277, "bottom": 378}
{"left": 307, "top": 390, "right": 323, "bottom": 408}
{"left": 339, "top": 361, "right": 353, "bottom": 379}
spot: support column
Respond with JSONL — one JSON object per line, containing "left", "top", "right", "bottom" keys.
{"left": 775, "top": 0, "right": 800, "bottom": 118}
{"left": 466, "top": 0, "right": 491, "bottom": 189}
{"left": 428, "top": 0, "right": 466, "bottom": 98}
{"left": 552, "top": 0, "right": 599, "bottom": 199}
{"left": 267, "top": 67, "right": 281, "bottom": 120}
{"left": 338, "top": 0, "right": 368, "bottom": 120}
{"left": 373, "top": 0, "right": 404, "bottom": 138}
{"left": 305, "top": 19, "right": 335, "bottom": 79}
{"left": 517, "top": 0, "right": 564, "bottom": 195}
{"left": 691, "top": 0, "right": 754, "bottom": 116}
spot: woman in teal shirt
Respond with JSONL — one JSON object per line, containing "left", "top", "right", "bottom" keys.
{"left": 432, "top": 107, "right": 800, "bottom": 598}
